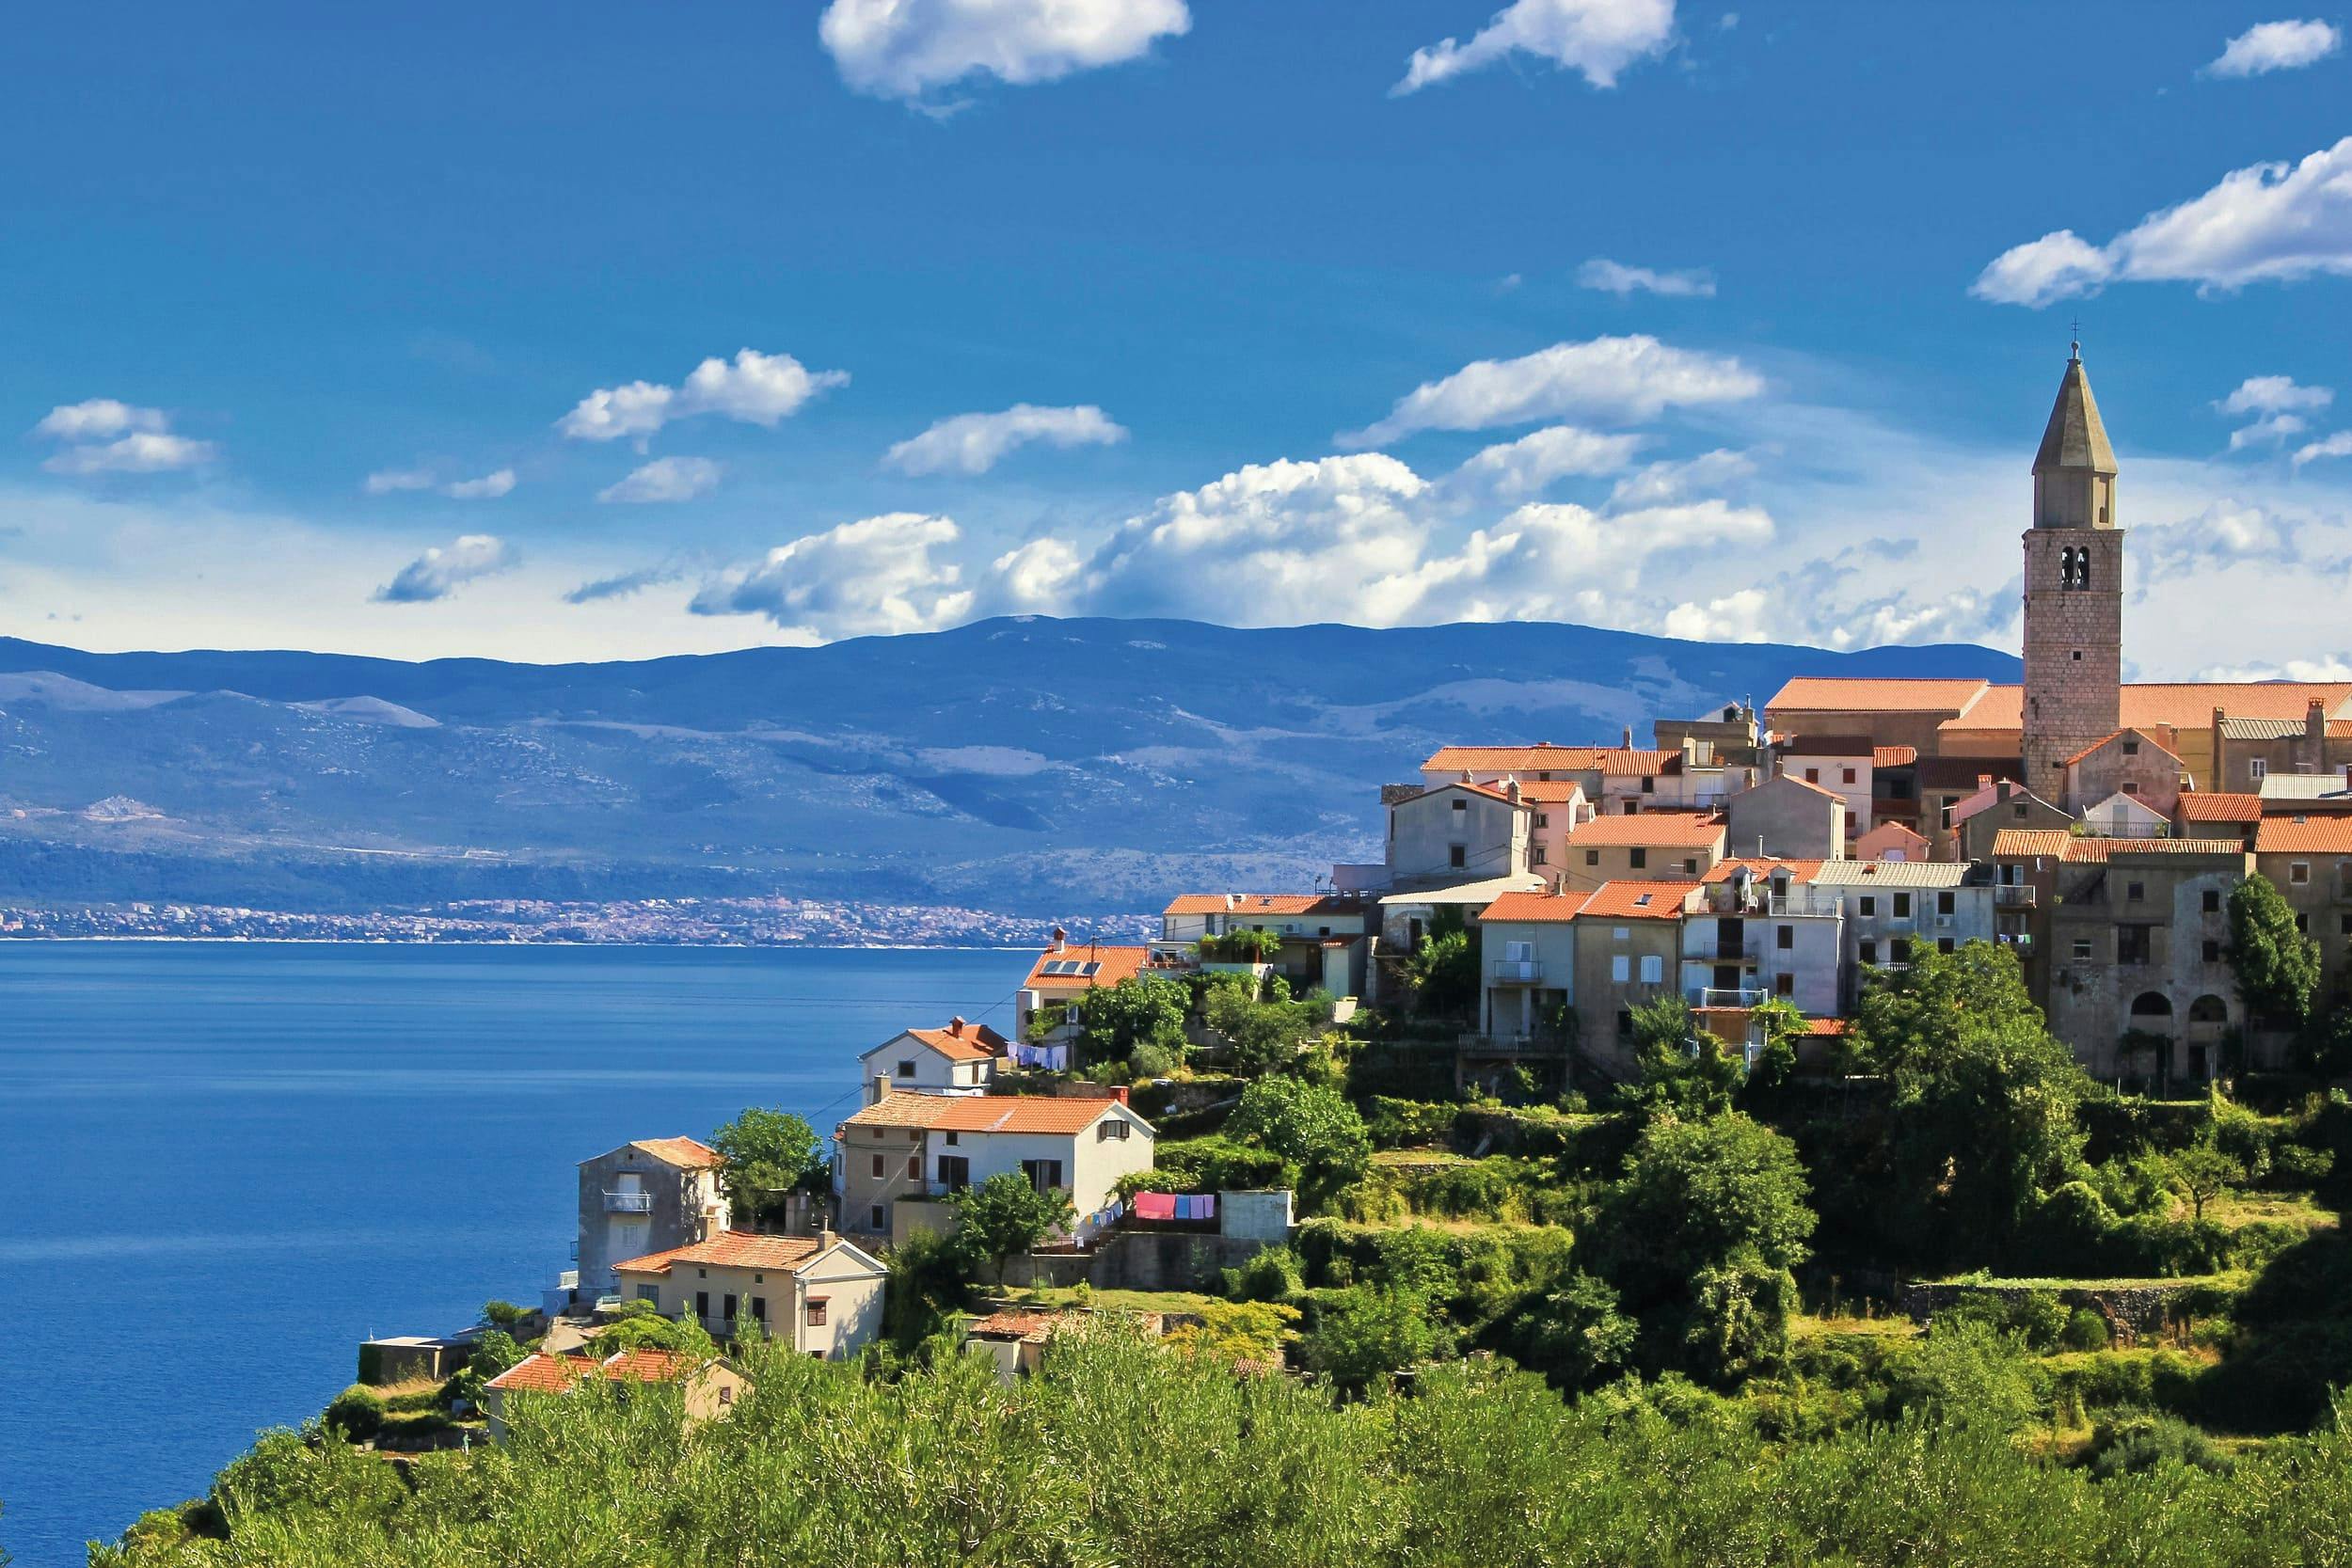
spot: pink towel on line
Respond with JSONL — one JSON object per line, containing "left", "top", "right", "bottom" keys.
{"left": 1133, "top": 1192, "right": 1177, "bottom": 1221}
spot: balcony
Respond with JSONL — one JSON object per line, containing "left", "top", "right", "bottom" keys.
{"left": 1691, "top": 986, "right": 1768, "bottom": 1007}
{"left": 603, "top": 1190, "right": 653, "bottom": 1213}
{"left": 1994, "top": 884, "right": 2036, "bottom": 908}
{"left": 1489, "top": 958, "right": 1544, "bottom": 984}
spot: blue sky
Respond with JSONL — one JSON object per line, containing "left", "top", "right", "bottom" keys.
{"left": 3, "top": 1, "right": 2350, "bottom": 677}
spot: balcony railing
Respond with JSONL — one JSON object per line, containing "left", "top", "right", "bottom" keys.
{"left": 1994, "top": 884, "right": 2036, "bottom": 907}
{"left": 603, "top": 1191, "right": 653, "bottom": 1213}
{"left": 1691, "top": 986, "right": 1768, "bottom": 1007}
{"left": 1489, "top": 958, "right": 1544, "bottom": 984}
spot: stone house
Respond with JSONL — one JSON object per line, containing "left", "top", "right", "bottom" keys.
{"left": 2174, "top": 790, "right": 2263, "bottom": 848}
{"left": 1559, "top": 812, "right": 1725, "bottom": 892}
{"left": 2082, "top": 791, "right": 2170, "bottom": 839}
{"left": 613, "top": 1229, "right": 887, "bottom": 1359}
{"left": 1473, "top": 886, "right": 1586, "bottom": 1041}
{"left": 1682, "top": 858, "right": 1843, "bottom": 1015}
{"left": 1808, "top": 861, "right": 1994, "bottom": 1008}
{"left": 1951, "top": 778, "right": 2070, "bottom": 863}
{"left": 575, "top": 1137, "right": 729, "bottom": 1303}
{"left": 1419, "top": 741, "right": 1679, "bottom": 816}
{"left": 858, "top": 1018, "right": 1009, "bottom": 1098}
{"left": 2255, "top": 814, "right": 2352, "bottom": 1003}
{"left": 1724, "top": 771, "right": 1845, "bottom": 862}
{"left": 1388, "top": 779, "right": 1533, "bottom": 885}
{"left": 2058, "top": 727, "right": 2188, "bottom": 819}
{"left": 2214, "top": 704, "right": 2352, "bottom": 795}
{"left": 1566, "top": 880, "right": 1705, "bottom": 1067}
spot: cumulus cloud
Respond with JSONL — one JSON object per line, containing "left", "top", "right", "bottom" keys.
{"left": 1576, "top": 258, "right": 1716, "bottom": 297}
{"left": 2220, "top": 375, "right": 2334, "bottom": 417}
{"left": 558, "top": 349, "right": 848, "bottom": 443}
{"left": 884, "top": 404, "right": 1127, "bottom": 476}
{"left": 31, "top": 401, "right": 214, "bottom": 475}
{"left": 373, "top": 534, "right": 517, "bottom": 604}
{"left": 1444, "top": 425, "right": 1645, "bottom": 499}
{"left": 2296, "top": 432, "right": 2352, "bottom": 467}
{"left": 988, "top": 536, "right": 1086, "bottom": 611}
{"left": 365, "top": 467, "right": 517, "bottom": 498}
{"left": 1607, "top": 448, "right": 1755, "bottom": 509}
{"left": 819, "top": 0, "right": 1189, "bottom": 102}
{"left": 691, "top": 513, "right": 974, "bottom": 641}
{"left": 598, "top": 456, "right": 722, "bottom": 504}
{"left": 1972, "top": 136, "right": 2352, "bottom": 306}
{"left": 443, "top": 468, "right": 516, "bottom": 499}
{"left": 2231, "top": 413, "right": 2310, "bottom": 450}
{"left": 2199, "top": 655, "right": 2352, "bottom": 681}
{"left": 564, "top": 562, "right": 688, "bottom": 605}
{"left": 2204, "top": 18, "right": 2341, "bottom": 78}
{"left": 1339, "top": 334, "right": 1760, "bottom": 447}
{"left": 33, "top": 399, "right": 169, "bottom": 441}
{"left": 1394, "top": 0, "right": 1677, "bottom": 94}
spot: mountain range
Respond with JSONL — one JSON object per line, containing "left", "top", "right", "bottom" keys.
{"left": 0, "top": 618, "right": 2018, "bottom": 918}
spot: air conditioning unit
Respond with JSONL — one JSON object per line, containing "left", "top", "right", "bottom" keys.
{"left": 1934, "top": 915, "right": 1954, "bottom": 929}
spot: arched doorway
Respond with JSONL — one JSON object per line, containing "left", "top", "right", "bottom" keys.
{"left": 2128, "top": 992, "right": 2176, "bottom": 1088}
{"left": 2186, "top": 995, "right": 2230, "bottom": 1083}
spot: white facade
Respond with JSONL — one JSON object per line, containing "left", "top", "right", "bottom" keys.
{"left": 1806, "top": 863, "right": 1995, "bottom": 1003}
{"left": 857, "top": 1026, "right": 1001, "bottom": 1097}
{"left": 1388, "top": 783, "right": 1531, "bottom": 884}
{"left": 1476, "top": 918, "right": 1576, "bottom": 1038}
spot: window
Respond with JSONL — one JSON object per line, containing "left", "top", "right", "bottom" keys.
{"left": 2121, "top": 782, "right": 2139, "bottom": 797}
{"left": 2072, "top": 650, "right": 2083, "bottom": 662}
{"left": 1615, "top": 1008, "right": 1633, "bottom": 1039}
{"left": 1776, "top": 925, "right": 1793, "bottom": 951}
{"left": 1938, "top": 938, "right": 1955, "bottom": 955}
{"left": 2203, "top": 940, "right": 2222, "bottom": 962}
{"left": 2292, "top": 862, "right": 2312, "bottom": 885}
{"left": 695, "top": 1291, "right": 710, "bottom": 1319}
{"left": 1774, "top": 974, "right": 1794, "bottom": 997}
{"left": 869, "top": 1154, "right": 884, "bottom": 1178}
{"left": 2342, "top": 914, "right": 2352, "bottom": 937}
{"left": 1641, "top": 776, "right": 1656, "bottom": 794}
{"left": 1452, "top": 798, "right": 1467, "bottom": 813}
{"left": 938, "top": 1155, "right": 970, "bottom": 1191}
{"left": 1534, "top": 813, "right": 1549, "bottom": 829}
{"left": 869, "top": 1205, "right": 884, "bottom": 1229}
{"left": 1893, "top": 893, "right": 1912, "bottom": 919}
{"left": 895, "top": 1059, "right": 914, "bottom": 1078}
{"left": 1859, "top": 896, "right": 1876, "bottom": 917}
{"left": 1449, "top": 845, "right": 1467, "bottom": 868}
{"left": 1842, "top": 768, "right": 1857, "bottom": 785}
{"left": 2073, "top": 940, "right": 2094, "bottom": 960}
{"left": 944, "top": 1130, "right": 959, "bottom": 1147}
{"left": 1629, "top": 847, "right": 1648, "bottom": 869}
{"left": 2125, "top": 881, "right": 2145, "bottom": 903}
{"left": 1937, "top": 891, "right": 1955, "bottom": 916}
{"left": 2119, "top": 926, "right": 2153, "bottom": 965}
{"left": 1638, "top": 955, "right": 1663, "bottom": 984}
{"left": 2013, "top": 803, "right": 2028, "bottom": 819}
{"left": 2296, "top": 913, "right": 2311, "bottom": 935}
{"left": 1682, "top": 858, "right": 1698, "bottom": 875}
{"left": 1021, "top": 1158, "right": 1066, "bottom": 1193}
{"left": 1611, "top": 955, "right": 1630, "bottom": 982}
{"left": 636, "top": 1284, "right": 660, "bottom": 1304}
{"left": 1585, "top": 848, "right": 1600, "bottom": 866}
{"left": 2202, "top": 890, "right": 2221, "bottom": 914}
{"left": 751, "top": 1295, "right": 767, "bottom": 1323}
{"left": 1098, "top": 1118, "right": 1131, "bottom": 1141}
{"left": 1859, "top": 940, "right": 1878, "bottom": 964}
{"left": 1532, "top": 846, "right": 1548, "bottom": 865}
{"left": 2251, "top": 759, "right": 2269, "bottom": 782}
{"left": 718, "top": 1387, "right": 734, "bottom": 1406}
{"left": 1891, "top": 938, "right": 1913, "bottom": 964}
{"left": 806, "top": 1299, "right": 828, "bottom": 1327}
{"left": 903, "top": 1156, "right": 919, "bottom": 1180}
{"left": 1804, "top": 768, "right": 1820, "bottom": 784}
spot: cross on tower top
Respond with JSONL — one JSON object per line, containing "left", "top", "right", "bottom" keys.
{"left": 2069, "top": 316, "right": 2081, "bottom": 361}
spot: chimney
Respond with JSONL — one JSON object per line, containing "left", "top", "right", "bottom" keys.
{"left": 1109, "top": 1085, "right": 1130, "bottom": 1106}
{"left": 2310, "top": 700, "right": 2327, "bottom": 750}
{"left": 1995, "top": 780, "right": 2016, "bottom": 802}
{"left": 1505, "top": 777, "right": 1522, "bottom": 803}
{"left": 869, "top": 1073, "right": 891, "bottom": 1107}
{"left": 1050, "top": 926, "right": 1067, "bottom": 953}
{"left": 818, "top": 1226, "right": 837, "bottom": 1251}
{"left": 948, "top": 1015, "right": 966, "bottom": 1036}
{"left": 1622, "top": 725, "right": 1633, "bottom": 749}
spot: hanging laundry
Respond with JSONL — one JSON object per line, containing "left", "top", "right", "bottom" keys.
{"left": 1133, "top": 1192, "right": 1177, "bottom": 1221}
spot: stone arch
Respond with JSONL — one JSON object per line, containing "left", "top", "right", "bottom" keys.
{"left": 2186, "top": 994, "right": 2230, "bottom": 1041}
{"left": 2129, "top": 992, "right": 2174, "bottom": 1027}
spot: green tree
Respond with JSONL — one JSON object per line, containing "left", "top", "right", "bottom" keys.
{"left": 1300, "top": 1286, "right": 1449, "bottom": 1387}
{"left": 951, "top": 1170, "right": 1073, "bottom": 1283}
{"left": 709, "top": 1106, "right": 824, "bottom": 1226}
{"left": 1077, "top": 974, "right": 1189, "bottom": 1069}
{"left": 1595, "top": 1113, "right": 1816, "bottom": 1304}
{"left": 1503, "top": 1270, "right": 1637, "bottom": 1391}
{"left": 2230, "top": 876, "right": 2322, "bottom": 1029}
{"left": 2169, "top": 1138, "right": 2246, "bottom": 1223}
{"left": 1855, "top": 941, "right": 2090, "bottom": 1264}
{"left": 1226, "top": 1076, "right": 1372, "bottom": 1197}
{"left": 1619, "top": 996, "right": 1742, "bottom": 1118}
{"left": 1742, "top": 996, "right": 1806, "bottom": 1095}
{"left": 1405, "top": 907, "right": 1478, "bottom": 1020}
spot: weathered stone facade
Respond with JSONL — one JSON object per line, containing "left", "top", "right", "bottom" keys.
{"left": 2021, "top": 348, "right": 2124, "bottom": 787}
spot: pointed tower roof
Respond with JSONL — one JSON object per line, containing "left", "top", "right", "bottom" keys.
{"left": 2032, "top": 345, "right": 2117, "bottom": 476}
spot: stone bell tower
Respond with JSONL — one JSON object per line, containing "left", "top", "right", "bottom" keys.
{"left": 2021, "top": 339, "right": 2123, "bottom": 782}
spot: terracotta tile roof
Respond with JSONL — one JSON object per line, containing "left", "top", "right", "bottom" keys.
{"left": 1593, "top": 749, "right": 1675, "bottom": 774}
{"left": 1564, "top": 813, "right": 1725, "bottom": 848}
{"left": 1512, "top": 779, "right": 1588, "bottom": 802}
{"left": 2139, "top": 683, "right": 2352, "bottom": 729}
{"left": 1800, "top": 1017, "right": 1849, "bottom": 1037}
{"left": 1479, "top": 890, "right": 1595, "bottom": 924}
{"left": 1767, "top": 677, "right": 1993, "bottom": 715}
{"left": 1873, "top": 746, "right": 1919, "bottom": 768}
{"left": 628, "top": 1136, "right": 723, "bottom": 1170}
{"left": 1813, "top": 860, "right": 1973, "bottom": 887}
{"left": 2061, "top": 727, "right": 2185, "bottom": 769}
{"left": 1777, "top": 735, "right": 1878, "bottom": 757}
{"left": 1938, "top": 686, "right": 2023, "bottom": 733}
{"left": 1024, "top": 942, "right": 1155, "bottom": 990}
{"left": 2178, "top": 792, "right": 2263, "bottom": 823}
{"left": 901, "top": 1019, "right": 1010, "bottom": 1063}
{"left": 613, "top": 1230, "right": 825, "bottom": 1276}
{"left": 599, "top": 1348, "right": 705, "bottom": 1384}
{"left": 1991, "top": 828, "right": 2074, "bottom": 859}
{"left": 1573, "top": 880, "right": 1703, "bottom": 921}
{"left": 966, "top": 1308, "right": 1064, "bottom": 1343}
{"left": 2334, "top": 721, "right": 2352, "bottom": 740}
{"left": 840, "top": 1091, "right": 1141, "bottom": 1136}
{"left": 486, "top": 1352, "right": 596, "bottom": 1394}
{"left": 1766, "top": 772, "right": 1847, "bottom": 801}
{"left": 1702, "top": 856, "right": 1825, "bottom": 884}
{"left": 1422, "top": 744, "right": 1672, "bottom": 776}
{"left": 1162, "top": 894, "right": 1356, "bottom": 916}
{"left": 2257, "top": 816, "right": 2352, "bottom": 854}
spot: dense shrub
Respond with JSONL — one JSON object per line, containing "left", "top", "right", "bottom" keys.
{"left": 2083, "top": 1413, "right": 2233, "bottom": 1480}
{"left": 2061, "top": 1307, "right": 2112, "bottom": 1352}
{"left": 321, "top": 1386, "right": 387, "bottom": 1440}
{"left": 1138, "top": 1135, "right": 1294, "bottom": 1196}
{"left": 1221, "top": 1244, "right": 1305, "bottom": 1305}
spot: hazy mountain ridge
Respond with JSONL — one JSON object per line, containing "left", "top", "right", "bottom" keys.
{"left": 0, "top": 618, "right": 2017, "bottom": 917}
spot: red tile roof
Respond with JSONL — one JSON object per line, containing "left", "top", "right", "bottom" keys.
{"left": 612, "top": 1230, "right": 827, "bottom": 1276}
{"left": 1767, "top": 677, "right": 1994, "bottom": 715}
{"left": 1573, "top": 880, "right": 1703, "bottom": 920}
{"left": 1873, "top": 746, "right": 1919, "bottom": 768}
{"left": 1161, "top": 894, "right": 1357, "bottom": 916}
{"left": 966, "top": 1308, "right": 1065, "bottom": 1343}
{"left": 1990, "top": 829, "right": 2074, "bottom": 860}
{"left": 2257, "top": 816, "right": 2352, "bottom": 854}
{"left": 1479, "top": 889, "right": 1594, "bottom": 924}
{"left": 1801, "top": 1017, "right": 1849, "bottom": 1037}
{"left": 598, "top": 1348, "right": 704, "bottom": 1384}
{"left": 1564, "top": 813, "right": 1725, "bottom": 848}
{"left": 1421, "top": 744, "right": 1670, "bottom": 775}
{"left": 1995, "top": 828, "right": 2249, "bottom": 863}
{"left": 903, "top": 1019, "right": 1010, "bottom": 1063}
{"left": 486, "top": 1352, "right": 596, "bottom": 1394}
{"left": 841, "top": 1090, "right": 1141, "bottom": 1135}
{"left": 2060, "top": 727, "right": 2185, "bottom": 769}
{"left": 1024, "top": 942, "right": 1156, "bottom": 991}
{"left": 1511, "top": 779, "right": 1589, "bottom": 802}
{"left": 2178, "top": 792, "right": 2263, "bottom": 823}
{"left": 1934, "top": 683, "right": 2352, "bottom": 740}
{"left": 629, "top": 1136, "right": 723, "bottom": 1171}
{"left": 1702, "top": 856, "right": 1826, "bottom": 884}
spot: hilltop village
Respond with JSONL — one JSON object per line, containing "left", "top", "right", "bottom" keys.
{"left": 104, "top": 351, "right": 2352, "bottom": 1561}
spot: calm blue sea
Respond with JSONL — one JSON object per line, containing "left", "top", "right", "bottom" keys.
{"left": 0, "top": 942, "right": 1031, "bottom": 1566}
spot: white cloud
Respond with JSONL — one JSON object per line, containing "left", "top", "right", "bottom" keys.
{"left": 1340, "top": 334, "right": 1760, "bottom": 447}
{"left": 691, "top": 513, "right": 974, "bottom": 641}
{"left": 1662, "top": 587, "right": 1769, "bottom": 642}
{"left": 2220, "top": 374, "right": 2334, "bottom": 416}
{"left": 1444, "top": 424, "right": 1645, "bottom": 499}
{"left": 33, "top": 399, "right": 168, "bottom": 441}
{"left": 598, "top": 456, "right": 722, "bottom": 504}
{"left": 988, "top": 536, "right": 1086, "bottom": 611}
{"left": 558, "top": 349, "right": 848, "bottom": 442}
{"left": 884, "top": 404, "right": 1128, "bottom": 476}
{"left": 443, "top": 468, "right": 516, "bottom": 499}
{"left": 564, "top": 562, "right": 688, "bottom": 605}
{"left": 373, "top": 534, "right": 517, "bottom": 604}
{"left": 40, "top": 433, "right": 216, "bottom": 475}
{"left": 2230, "top": 413, "right": 2309, "bottom": 449}
{"left": 1576, "top": 258, "right": 1716, "bottom": 297}
{"left": 2204, "top": 19, "right": 2341, "bottom": 78}
{"left": 2296, "top": 431, "right": 2352, "bottom": 467}
{"left": 818, "top": 0, "right": 1189, "bottom": 102}
{"left": 1395, "top": 0, "right": 1677, "bottom": 94}
{"left": 1607, "top": 448, "right": 1754, "bottom": 509}
{"left": 363, "top": 468, "right": 436, "bottom": 495}
{"left": 1973, "top": 136, "right": 2352, "bottom": 305}
{"left": 2198, "top": 656, "right": 2352, "bottom": 682}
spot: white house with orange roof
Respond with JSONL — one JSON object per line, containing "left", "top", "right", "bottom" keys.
{"left": 1014, "top": 929, "right": 1168, "bottom": 1061}
{"left": 483, "top": 1347, "right": 752, "bottom": 1442}
{"left": 1559, "top": 811, "right": 1725, "bottom": 892}
{"left": 1513, "top": 779, "right": 1595, "bottom": 877}
{"left": 1474, "top": 886, "right": 1589, "bottom": 1040}
{"left": 833, "top": 1087, "right": 1154, "bottom": 1245}
{"left": 1683, "top": 858, "right": 1843, "bottom": 1014}
{"left": 612, "top": 1228, "right": 886, "bottom": 1357}
{"left": 1156, "top": 892, "right": 1374, "bottom": 997}
{"left": 1775, "top": 735, "right": 1881, "bottom": 842}
{"left": 575, "top": 1136, "right": 730, "bottom": 1305}
{"left": 858, "top": 1017, "right": 1009, "bottom": 1097}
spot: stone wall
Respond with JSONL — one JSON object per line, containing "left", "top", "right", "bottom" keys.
{"left": 1002, "top": 1229, "right": 1278, "bottom": 1292}
{"left": 1898, "top": 1279, "right": 2213, "bottom": 1344}
{"left": 2021, "top": 527, "right": 2123, "bottom": 784}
